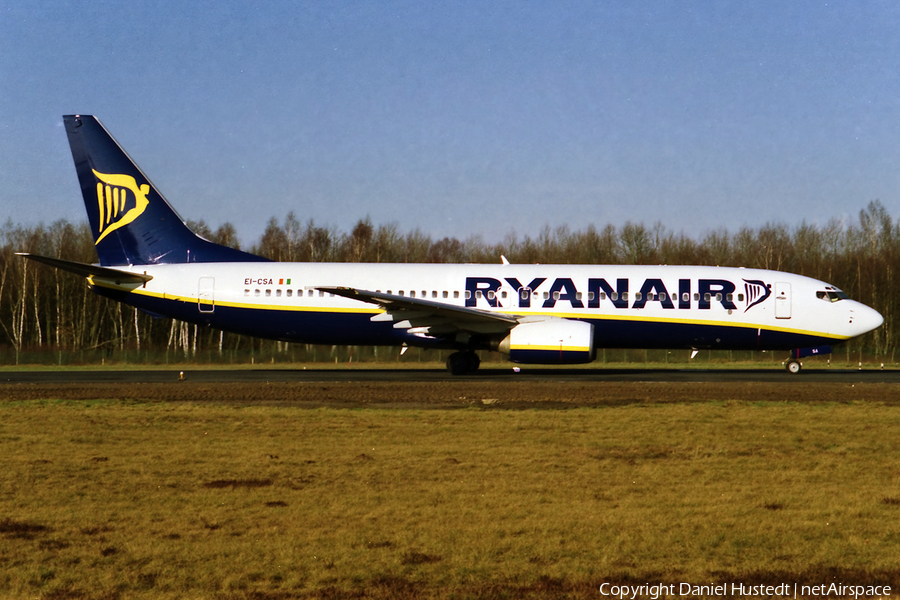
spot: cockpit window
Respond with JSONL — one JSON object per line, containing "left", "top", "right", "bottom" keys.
{"left": 816, "top": 289, "right": 850, "bottom": 302}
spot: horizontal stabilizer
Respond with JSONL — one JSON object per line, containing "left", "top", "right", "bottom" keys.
{"left": 17, "top": 253, "right": 153, "bottom": 284}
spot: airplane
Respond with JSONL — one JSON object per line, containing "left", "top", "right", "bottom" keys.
{"left": 19, "top": 114, "right": 884, "bottom": 375}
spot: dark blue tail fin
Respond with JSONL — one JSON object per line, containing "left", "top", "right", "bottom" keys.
{"left": 64, "top": 114, "right": 268, "bottom": 266}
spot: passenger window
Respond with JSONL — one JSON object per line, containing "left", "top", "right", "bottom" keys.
{"left": 501, "top": 291, "right": 508, "bottom": 299}
{"left": 432, "top": 291, "right": 438, "bottom": 298}
{"left": 738, "top": 294, "right": 744, "bottom": 302}
{"left": 682, "top": 293, "right": 689, "bottom": 302}
{"left": 255, "top": 289, "right": 261, "bottom": 297}
{"left": 276, "top": 290, "right": 282, "bottom": 297}
{"left": 286, "top": 290, "right": 292, "bottom": 297}
{"left": 443, "top": 291, "right": 449, "bottom": 298}
{"left": 622, "top": 292, "right": 629, "bottom": 301}
{"left": 726, "top": 293, "right": 732, "bottom": 302}
{"left": 454, "top": 291, "right": 460, "bottom": 299}
{"left": 552, "top": 291, "right": 560, "bottom": 300}
{"left": 635, "top": 292, "right": 642, "bottom": 301}
{"left": 543, "top": 292, "right": 550, "bottom": 300}
{"left": 715, "top": 293, "right": 722, "bottom": 302}
{"left": 265, "top": 289, "right": 272, "bottom": 297}
{"left": 464, "top": 291, "right": 470, "bottom": 299}
{"left": 476, "top": 290, "right": 483, "bottom": 299}
{"left": 704, "top": 293, "right": 711, "bottom": 302}
{"left": 410, "top": 291, "right": 416, "bottom": 298}
{"left": 588, "top": 292, "right": 595, "bottom": 301}
{"left": 694, "top": 293, "right": 700, "bottom": 301}
{"left": 576, "top": 292, "right": 582, "bottom": 300}
{"left": 487, "top": 290, "right": 495, "bottom": 300}
{"left": 244, "top": 289, "right": 250, "bottom": 296}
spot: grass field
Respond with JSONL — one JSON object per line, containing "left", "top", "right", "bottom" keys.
{"left": 1, "top": 390, "right": 899, "bottom": 599}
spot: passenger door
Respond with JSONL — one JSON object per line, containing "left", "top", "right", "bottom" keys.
{"left": 774, "top": 282, "right": 791, "bottom": 319}
{"left": 198, "top": 277, "right": 215, "bottom": 313}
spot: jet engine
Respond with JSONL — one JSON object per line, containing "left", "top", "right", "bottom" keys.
{"left": 496, "top": 317, "right": 595, "bottom": 364}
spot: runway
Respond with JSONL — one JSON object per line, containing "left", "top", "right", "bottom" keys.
{"left": 4, "top": 366, "right": 900, "bottom": 384}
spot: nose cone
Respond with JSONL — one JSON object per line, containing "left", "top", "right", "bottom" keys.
{"left": 848, "top": 302, "right": 884, "bottom": 338}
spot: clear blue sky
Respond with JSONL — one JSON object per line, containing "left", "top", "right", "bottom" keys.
{"left": 2, "top": 1, "right": 898, "bottom": 247}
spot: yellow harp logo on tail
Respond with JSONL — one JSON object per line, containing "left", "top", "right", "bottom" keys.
{"left": 92, "top": 169, "right": 150, "bottom": 244}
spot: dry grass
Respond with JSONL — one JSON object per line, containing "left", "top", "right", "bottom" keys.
{"left": 1, "top": 396, "right": 899, "bottom": 598}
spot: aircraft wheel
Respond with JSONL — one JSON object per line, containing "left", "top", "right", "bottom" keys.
{"left": 467, "top": 351, "right": 481, "bottom": 372}
{"left": 785, "top": 359, "right": 802, "bottom": 374}
{"left": 446, "top": 352, "right": 468, "bottom": 375}
{"left": 447, "top": 351, "right": 480, "bottom": 375}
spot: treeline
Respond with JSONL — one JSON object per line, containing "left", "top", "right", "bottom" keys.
{"left": 0, "top": 201, "right": 896, "bottom": 364}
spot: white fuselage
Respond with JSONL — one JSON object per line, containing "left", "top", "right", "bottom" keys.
{"left": 90, "top": 262, "right": 883, "bottom": 353}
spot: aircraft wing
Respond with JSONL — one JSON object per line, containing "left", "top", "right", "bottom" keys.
{"left": 317, "top": 286, "right": 518, "bottom": 338}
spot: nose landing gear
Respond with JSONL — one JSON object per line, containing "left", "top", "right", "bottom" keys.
{"left": 784, "top": 346, "right": 832, "bottom": 373}
{"left": 785, "top": 359, "right": 802, "bottom": 374}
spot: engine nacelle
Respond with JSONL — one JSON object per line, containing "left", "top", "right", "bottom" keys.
{"left": 497, "top": 317, "right": 595, "bottom": 364}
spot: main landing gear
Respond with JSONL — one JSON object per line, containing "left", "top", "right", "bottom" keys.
{"left": 785, "top": 359, "right": 802, "bottom": 374}
{"left": 446, "top": 351, "right": 481, "bottom": 375}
